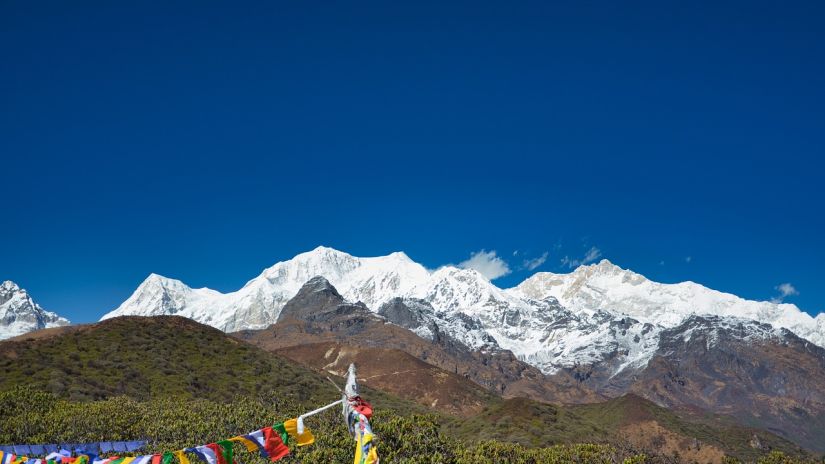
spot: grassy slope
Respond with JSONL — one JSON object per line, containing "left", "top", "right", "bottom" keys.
{"left": 572, "top": 395, "right": 811, "bottom": 462}
{"left": 447, "top": 395, "right": 815, "bottom": 462}
{"left": 447, "top": 397, "right": 611, "bottom": 447}
{"left": 0, "top": 316, "right": 337, "bottom": 402}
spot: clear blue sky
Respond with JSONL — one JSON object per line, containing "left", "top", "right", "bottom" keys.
{"left": 2, "top": 1, "right": 823, "bottom": 323}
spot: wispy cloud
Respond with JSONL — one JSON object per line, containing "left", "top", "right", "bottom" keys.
{"left": 772, "top": 282, "right": 799, "bottom": 303}
{"left": 521, "top": 252, "right": 549, "bottom": 271}
{"left": 560, "top": 246, "right": 602, "bottom": 269}
{"left": 685, "top": 256, "right": 693, "bottom": 263}
{"left": 458, "top": 250, "right": 511, "bottom": 280}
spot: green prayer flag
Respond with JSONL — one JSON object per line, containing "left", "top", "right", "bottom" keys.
{"left": 216, "top": 440, "right": 234, "bottom": 464}
{"left": 273, "top": 422, "right": 289, "bottom": 445}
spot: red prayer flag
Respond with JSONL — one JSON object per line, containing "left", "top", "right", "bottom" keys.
{"left": 261, "top": 427, "right": 290, "bottom": 461}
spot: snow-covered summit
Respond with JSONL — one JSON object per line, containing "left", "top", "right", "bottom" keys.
{"left": 103, "top": 246, "right": 431, "bottom": 332}
{"left": 510, "top": 259, "right": 824, "bottom": 346}
{"left": 0, "top": 280, "right": 70, "bottom": 340}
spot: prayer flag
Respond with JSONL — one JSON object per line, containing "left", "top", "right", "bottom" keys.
{"left": 173, "top": 451, "right": 188, "bottom": 464}
{"left": 243, "top": 428, "right": 288, "bottom": 462}
{"left": 283, "top": 419, "right": 315, "bottom": 447}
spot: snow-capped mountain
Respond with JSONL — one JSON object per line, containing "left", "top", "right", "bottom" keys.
{"left": 104, "top": 246, "right": 825, "bottom": 377}
{"left": 0, "top": 280, "right": 71, "bottom": 340}
{"left": 510, "top": 259, "right": 825, "bottom": 347}
{"left": 103, "top": 247, "right": 430, "bottom": 332}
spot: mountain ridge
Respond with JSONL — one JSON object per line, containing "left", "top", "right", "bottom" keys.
{"left": 100, "top": 247, "right": 825, "bottom": 377}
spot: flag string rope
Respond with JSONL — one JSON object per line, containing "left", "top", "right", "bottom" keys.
{"left": 0, "top": 364, "right": 379, "bottom": 464}
{"left": 296, "top": 399, "right": 343, "bottom": 435}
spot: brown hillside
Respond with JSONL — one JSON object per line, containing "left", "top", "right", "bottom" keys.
{"left": 277, "top": 341, "right": 495, "bottom": 416}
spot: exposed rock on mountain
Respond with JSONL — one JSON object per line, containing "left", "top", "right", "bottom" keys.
{"left": 0, "top": 281, "right": 70, "bottom": 340}
{"left": 237, "top": 277, "right": 599, "bottom": 407}
{"left": 624, "top": 315, "right": 825, "bottom": 452}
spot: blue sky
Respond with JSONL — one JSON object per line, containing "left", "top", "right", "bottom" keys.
{"left": 1, "top": 1, "right": 823, "bottom": 323}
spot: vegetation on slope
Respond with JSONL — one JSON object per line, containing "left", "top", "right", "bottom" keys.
{"left": 572, "top": 394, "right": 811, "bottom": 462}
{"left": 0, "top": 316, "right": 340, "bottom": 403}
{"left": 1, "top": 387, "right": 646, "bottom": 463}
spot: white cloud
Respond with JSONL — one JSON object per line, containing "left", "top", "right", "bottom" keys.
{"left": 458, "top": 250, "right": 511, "bottom": 280}
{"left": 583, "top": 246, "right": 602, "bottom": 263}
{"left": 772, "top": 283, "right": 799, "bottom": 303}
{"left": 777, "top": 283, "right": 799, "bottom": 297}
{"left": 522, "top": 252, "right": 549, "bottom": 271}
{"left": 560, "top": 246, "right": 602, "bottom": 269}
{"left": 685, "top": 256, "right": 693, "bottom": 263}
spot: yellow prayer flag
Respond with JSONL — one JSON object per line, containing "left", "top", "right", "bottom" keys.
{"left": 284, "top": 418, "right": 316, "bottom": 447}
{"left": 228, "top": 436, "right": 259, "bottom": 453}
{"left": 173, "top": 451, "right": 189, "bottom": 464}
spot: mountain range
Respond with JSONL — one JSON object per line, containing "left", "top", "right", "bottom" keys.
{"left": 97, "top": 246, "right": 825, "bottom": 376}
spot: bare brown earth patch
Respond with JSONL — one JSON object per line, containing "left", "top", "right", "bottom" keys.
{"left": 618, "top": 420, "right": 726, "bottom": 464}
{"left": 277, "top": 341, "right": 494, "bottom": 416}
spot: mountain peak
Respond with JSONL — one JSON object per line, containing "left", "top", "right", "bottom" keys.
{"left": 386, "top": 250, "right": 413, "bottom": 261}
{"left": 0, "top": 280, "right": 70, "bottom": 340}
{"left": 138, "top": 273, "right": 193, "bottom": 292}
{"left": 302, "top": 275, "right": 340, "bottom": 295}
{"left": 302, "top": 245, "right": 352, "bottom": 259}
{"left": 277, "top": 276, "right": 352, "bottom": 322}
{"left": 575, "top": 258, "right": 634, "bottom": 276}
{"left": 1, "top": 280, "right": 22, "bottom": 292}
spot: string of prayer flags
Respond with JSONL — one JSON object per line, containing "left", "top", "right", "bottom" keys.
{"left": 1, "top": 444, "right": 145, "bottom": 456}
{"left": 0, "top": 364, "right": 373, "bottom": 464}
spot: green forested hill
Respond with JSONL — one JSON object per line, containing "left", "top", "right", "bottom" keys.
{"left": 0, "top": 316, "right": 340, "bottom": 403}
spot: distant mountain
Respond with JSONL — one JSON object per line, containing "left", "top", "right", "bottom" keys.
{"left": 103, "top": 247, "right": 428, "bottom": 332}
{"left": 105, "top": 246, "right": 825, "bottom": 380}
{"left": 512, "top": 260, "right": 825, "bottom": 347}
{"left": 0, "top": 280, "right": 70, "bottom": 340}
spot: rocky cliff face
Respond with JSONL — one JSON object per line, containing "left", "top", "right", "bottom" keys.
{"left": 0, "top": 281, "right": 70, "bottom": 340}
{"left": 238, "top": 277, "right": 600, "bottom": 406}
{"left": 621, "top": 315, "right": 825, "bottom": 452}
